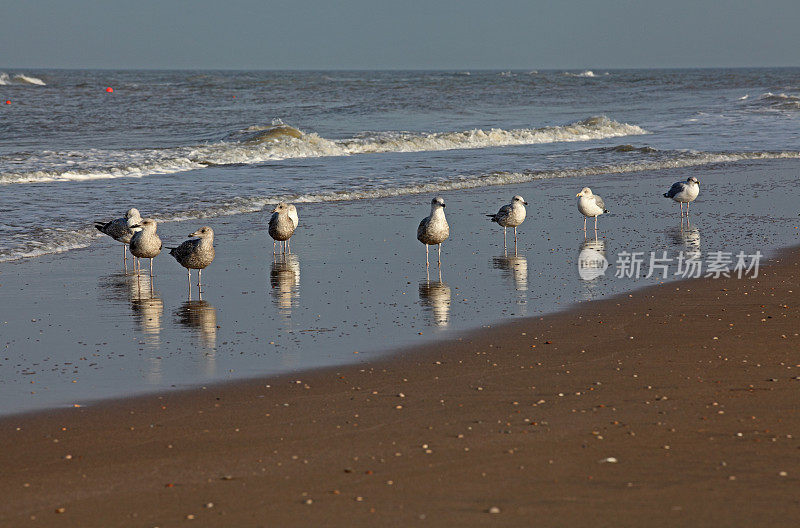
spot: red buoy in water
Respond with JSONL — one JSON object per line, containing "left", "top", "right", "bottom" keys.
{"left": 105, "top": 87, "right": 113, "bottom": 93}
{"left": 4, "top": 100, "right": 9, "bottom": 105}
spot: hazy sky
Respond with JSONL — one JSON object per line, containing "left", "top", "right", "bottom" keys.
{"left": 3, "top": 0, "right": 799, "bottom": 70}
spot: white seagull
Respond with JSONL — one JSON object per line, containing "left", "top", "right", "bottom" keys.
{"left": 577, "top": 187, "right": 608, "bottom": 231}
{"left": 129, "top": 218, "right": 162, "bottom": 276}
{"left": 169, "top": 226, "right": 215, "bottom": 290}
{"left": 664, "top": 176, "right": 700, "bottom": 216}
{"left": 94, "top": 208, "right": 142, "bottom": 262}
{"left": 488, "top": 195, "right": 527, "bottom": 247}
{"left": 417, "top": 197, "right": 449, "bottom": 268}
{"left": 268, "top": 202, "right": 298, "bottom": 253}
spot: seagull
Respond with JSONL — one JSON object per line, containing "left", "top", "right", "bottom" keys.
{"left": 94, "top": 208, "right": 142, "bottom": 262}
{"left": 268, "top": 203, "right": 297, "bottom": 253}
{"left": 169, "top": 226, "right": 215, "bottom": 290}
{"left": 664, "top": 176, "right": 700, "bottom": 216}
{"left": 488, "top": 195, "right": 527, "bottom": 247}
{"left": 129, "top": 218, "right": 162, "bottom": 276}
{"left": 417, "top": 196, "right": 449, "bottom": 268}
{"left": 577, "top": 187, "right": 608, "bottom": 231}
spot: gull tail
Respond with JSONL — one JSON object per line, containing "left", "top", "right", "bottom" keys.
{"left": 486, "top": 214, "right": 498, "bottom": 223}
{"left": 94, "top": 221, "right": 108, "bottom": 233}
{"left": 603, "top": 209, "right": 610, "bottom": 213}
{"left": 663, "top": 192, "right": 670, "bottom": 198}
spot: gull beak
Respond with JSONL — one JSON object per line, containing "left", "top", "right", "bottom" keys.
{"left": 442, "top": 203, "right": 446, "bottom": 208}
{"left": 130, "top": 224, "right": 141, "bottom": 228}
{"left": 576, "top": 193, "right": 581, "bottom": 197}
{"left": 523, "top": 201, "right": 528, "bottom": 205}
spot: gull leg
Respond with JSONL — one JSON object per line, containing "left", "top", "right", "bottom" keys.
{"left": 594, "top": 216, "right": 598, "bottom": 231}
{"left": 503, "top": 227, "right": 507, "bottom": 248}
{"left": 680, "top": 202, "right": 684, "bottom": 217}
{"left": 583, "top": 217, "right": 587, "bottom": 232}
{"left": 686, "top": 201, "right": 690, "bottom": 216}
{"left": 514, "top": 226, "right": 518, "bottom": 247}
{"left": 149, "top": 258, "right": 154, "bottom": 276}
{"left": 437, "top": 243, "right": 442, "bottom": 268}
{"left": 198, "top": 268, "right": 203, "bottom": 289}
{"left": 425, "top": 244, "right": 430, "bottom": 268}
{"left": 273, "top": 240, "right": 276, "bottom": 253}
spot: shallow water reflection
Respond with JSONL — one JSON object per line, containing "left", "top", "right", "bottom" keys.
{"left": 418, "top": 276, "right": 451, "bottom": 327}
{"left": 492, "top": 252, "right": 528, "bottom": 292}
{"left": 270, "top": 253, "right": 301, "bottom": 316}
{"left": 174, "top": 299, "right": 218, "bottom": 355}
{"left": 129, "top": 274, "right": 164, "bottom": 348}
{"left": 668, "top": 219, "right": 701, "bottom": 259}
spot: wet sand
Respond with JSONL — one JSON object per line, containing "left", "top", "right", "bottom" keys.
{"left": 3, "top": 159, "right": 800, "bottom": 415}
{"left": 3, "top": 244, "right": 800, "bottom": 526}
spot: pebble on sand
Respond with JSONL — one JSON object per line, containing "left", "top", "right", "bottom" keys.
{"left": 487, "top": 506, "right": 501, "bottom": 514}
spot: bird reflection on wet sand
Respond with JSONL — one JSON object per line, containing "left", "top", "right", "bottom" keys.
{"left": 667, "top": 218, "right": 701, "bottom": 259}
{"left": 270, "top": 253, "right": 301, "bottom": 315}
{"left": 578, "top": 237, "right": 608, "bottom": 300}
{"left": 492, "top": 249, "right": 528, "bottom": 292}
{"left": 99, "top": 271, "right": 164, "bottom": 347}
{"left": 129, "top": 273, "right": 164, "bottom": 347}
{"left": 174, "top": 299, "right": 218, "bottom": 355}
{"left": 419, "top": 268, "right": 451, "bottom": 327}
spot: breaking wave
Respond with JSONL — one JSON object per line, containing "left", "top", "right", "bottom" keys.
{"left": 0, "top": 117, "right": 647, "bottom": 184}
{"left": 0, "top": 73, "right": 46, "bottom": 85}
{"left": 742, "top": 92, "right": 800, "bottom": 112}
{"left": 4, "top": 147, "right": 798, "bottom": 262}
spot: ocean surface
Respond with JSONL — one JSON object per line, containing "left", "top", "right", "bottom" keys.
{"left": 1, "top": 68, "right": 799, "bottom": 261}
{"left": 2, "top": 68, "right": 800, "bottom": 414}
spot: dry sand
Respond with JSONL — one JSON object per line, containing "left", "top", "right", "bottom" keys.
{"left": 2, "top": 247, "right": 800, "bottom": 527}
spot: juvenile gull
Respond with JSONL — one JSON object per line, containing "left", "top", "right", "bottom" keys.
{"left": 94, "top": 208, "right": 142, "bottom": 261}
{"left": 169, "top": 226, "right": 215, "bottom": 289}
{"left": 577, "top": 187, "right": 609, "bottom": 231}
{"left": 129, "top": 218, "right": 162, "bottom": 276}
{"left": 488, "top": 195, "right": 527, "bottom": 247}
{"left": 664, "top": 176, "right": 700, "bottom": 216}
{"left": 417, "top": 196, "right": 449, "bottom": 268}
{"left": 268, "top": 202, "right": 297, "bottom": 253}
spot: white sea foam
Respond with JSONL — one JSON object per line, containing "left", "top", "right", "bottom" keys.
{"left": 0, "top": 117, "right": 648, "bottom": 184}
{"left": 747, "top": 92, "right": 800, "bottom": 111}
{"left": 0, "top": 73, "right": 46, "bottom": 85}
{"left": 13, "top": 74, "right": 46, "bottom": 85}
{"left": 4, "top": 148, "right": 797, "bottom": 262}
{"left": 565, "top": 70, "right": 599, "bottom": 78}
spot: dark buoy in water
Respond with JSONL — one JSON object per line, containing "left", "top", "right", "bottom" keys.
{"left": 105, "top": 87, "right": 113, "bottom": 93}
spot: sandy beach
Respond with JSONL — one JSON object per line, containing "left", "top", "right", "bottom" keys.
{"left": 3, "top": 238, "right": 800, "bottom": 526}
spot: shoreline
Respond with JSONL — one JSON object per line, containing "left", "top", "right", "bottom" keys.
{"left": 3, "top": 159, "right": 799, "bottom": 416}
{"left": 2, "top": 244, "right": 799, "bottom": 525}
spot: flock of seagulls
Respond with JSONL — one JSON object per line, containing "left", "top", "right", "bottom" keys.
{"left": 94, "top": 177, "right": 701, "bottom": 281}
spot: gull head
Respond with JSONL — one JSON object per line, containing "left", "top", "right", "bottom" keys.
{"left": 272, "top": 202, "right": 290, "bottom": 214}
{"left": 512, "top": 195, "right": 528, "bottom": 205}
{"left": 577, "top": 187, "right": 593, "bottom": 198}
{"left": 190, "top": 226, "right": 214, "bottom": 239}
{"left": 687, "top": 176, "right": 700, "bottom": 184}
{"left": 135, "top": 218, "right": 157, "bottom": 232}
{"left": 431, "top": 196, "right": 446, "bottom": 209}
{"left": 126, "top": 208, "right": 141, "bottom": 220}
